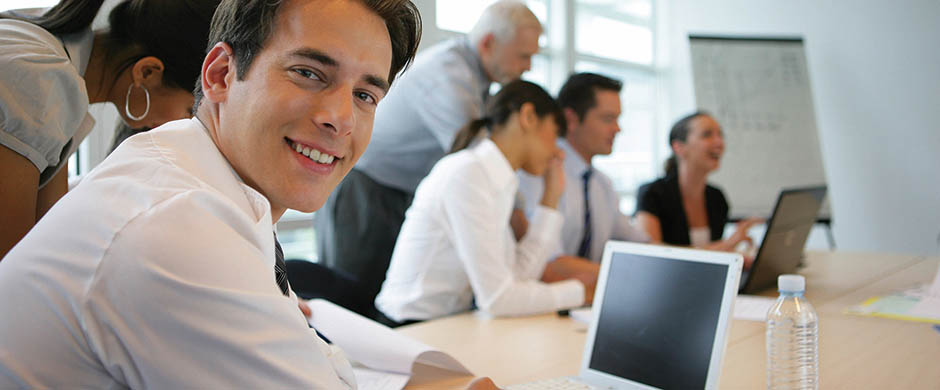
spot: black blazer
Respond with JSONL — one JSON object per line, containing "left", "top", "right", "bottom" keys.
{"left": 635, "top": 175, "right": 729, "bottom": 246}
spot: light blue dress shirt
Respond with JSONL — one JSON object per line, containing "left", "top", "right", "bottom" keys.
{"left": 518, "top": 140, "right": 650, "bottom": 262}
{"left": 356, "top": 37, "right": 492, "bottom": 193}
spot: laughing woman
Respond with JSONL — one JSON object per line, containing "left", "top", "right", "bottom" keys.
{"left": 376, "top": 80, "right": 596, "bottom": 324}
{"left": 635, "top": 112, "right": 760, "bottom": 262}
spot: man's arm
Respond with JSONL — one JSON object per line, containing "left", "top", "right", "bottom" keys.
{"left": 613, "top": 210, "right": 652, "bottom": 243}
{"left": 84, "top": 191, "right": 353, "bottom": 389}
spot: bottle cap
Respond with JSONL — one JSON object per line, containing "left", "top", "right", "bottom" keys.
{"left": 777, "top": 274, "right": 805, "bottom": 292}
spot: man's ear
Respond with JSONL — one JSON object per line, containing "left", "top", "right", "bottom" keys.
{"left": 563, "top": 107, "right": 580, "bottom": 133}
{"left": 131, "top": 56, "right": 165, "bottom": 88}
{"left": 201, "top": 42, "right": 237, "bottom": 104}
{"left": 477, "top": 33, "right": 496, "bottom": 56}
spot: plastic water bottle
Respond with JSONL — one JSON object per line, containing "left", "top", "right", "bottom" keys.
{"left": 766, "top": 274, "right": 818, "bottom": 390}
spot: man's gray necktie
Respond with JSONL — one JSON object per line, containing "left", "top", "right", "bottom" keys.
{"left": 274, "top": 233, "right": 289, "bottom": 296}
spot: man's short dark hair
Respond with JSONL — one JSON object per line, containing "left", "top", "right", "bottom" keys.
{"left": 193, "top": 0, "right": 422, "bottom": 110}
{"left": 556, "top": 72, "right": 623, "bottom": 122}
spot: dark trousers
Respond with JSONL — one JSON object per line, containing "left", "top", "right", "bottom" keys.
{"left": 312, "top": 168, "right": 413, "bottom": 320}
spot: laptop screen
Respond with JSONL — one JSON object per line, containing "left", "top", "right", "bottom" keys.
{"left": 588, "top": 251, "right": 730, "bottom": 389}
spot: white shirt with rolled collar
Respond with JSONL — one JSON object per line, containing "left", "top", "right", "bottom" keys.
{"left": 518, "top": 140, "right": 650, "bottom": 263}
{"left": 376, "top": 139, "right": 585, "bottom": 322}
{"left": 0, "top": 118, "right": 355, "bottom": 389}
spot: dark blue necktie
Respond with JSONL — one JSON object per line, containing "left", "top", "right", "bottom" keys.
{"left": 576, "top": 169, "right": 593, "bottom": 258}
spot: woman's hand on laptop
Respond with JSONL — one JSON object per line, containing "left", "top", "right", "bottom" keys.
{"left": 707, "top": 217, "right": 763, "bottom": 253}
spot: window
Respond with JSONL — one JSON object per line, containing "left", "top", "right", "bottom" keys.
{"left": 572, "top": 0, "right": 658, "bottom": 215}
{"left": 575, "top": 11, "right": 652, "bottom": 65}
{"left": 436, "top": 0, "right": 549, "bottom": 35}
{"left": 277, "top": 210, "right": 317, "bottom": 262}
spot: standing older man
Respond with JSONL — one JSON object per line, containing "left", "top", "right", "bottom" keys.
{"left": 314, "top": 0, "right": 543, "bottom": 313}
{"left": 0, "top": 0, "right": 422, "bottom": 388}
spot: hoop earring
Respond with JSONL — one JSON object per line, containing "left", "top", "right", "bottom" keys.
{"left": 125, "top": 84, "right": 151, "bottom": 121}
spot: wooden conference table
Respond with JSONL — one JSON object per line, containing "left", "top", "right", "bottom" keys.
{"left": 397, "top": 251, "right": 940, "bottom": 389}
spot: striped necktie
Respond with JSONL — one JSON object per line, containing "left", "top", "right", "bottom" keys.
{"left": 274, "top": 233, "right": 331, "bottom": 342}
{"left": 274, "top": 233, "right": 289, "bottom": 296}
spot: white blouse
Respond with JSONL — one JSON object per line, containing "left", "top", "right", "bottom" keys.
{"left": 689, "top": 226, "right": 712, "bottom": 248}
{"left": 376, "top": 138, "right": 585, "bottom": 322}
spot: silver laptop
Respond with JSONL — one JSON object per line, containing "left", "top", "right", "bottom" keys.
{"left": 510, "top": 242, "right": 743, "bottom": 390}
{"left": 739, "top": 185, "right": 827, "bottom": 294}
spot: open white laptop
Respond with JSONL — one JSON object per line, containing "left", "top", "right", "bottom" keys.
{"left": 509, "top": 241, "right": 743, "bottom": 390}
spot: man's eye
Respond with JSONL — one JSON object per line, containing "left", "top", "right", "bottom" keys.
{"left": 355, "top": 91, "right": 377, "bottom": 105}
{"left": 293, "top": 68, "right": 321, "bottom": 81}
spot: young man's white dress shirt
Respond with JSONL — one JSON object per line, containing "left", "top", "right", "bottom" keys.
{"left": 519, "top": 140, "right": 649, "bottom": 262}
{"left": 376, "top": 139, "right": 585, "bottom": 322}
{"left": 0, "top": 118, "right": 355, "bottom": 389}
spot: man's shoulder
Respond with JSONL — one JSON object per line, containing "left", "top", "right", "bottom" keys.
{"left": 81, "top": 120, "right": 265, "bottom": 234}
{"left": 89, "top": 122, "right": 208, "bottom": 193}
{"left": 591, "top": 168, "right": 618, "bottom": 192}
{"left": 400, "top": 39, "right": 484, "bottom": 90}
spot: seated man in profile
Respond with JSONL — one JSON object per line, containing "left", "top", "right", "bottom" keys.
{"left": 519, "top": 73, "right": 649, "bottom": 280}
{"left": 0, "top": 0, "right": 478, "bottom": 388}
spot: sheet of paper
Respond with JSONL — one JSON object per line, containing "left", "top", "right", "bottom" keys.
{"left": 845, "top": 283, "right": 940, "bottom": 324}
{"left": 307, "top": 299, "right": 471, "bottom": 375}
{"left": 910, "top": 263, "right": 940, "bottom": 320}
{"left": 569, "top": 307, "right": 593, "bottom": 324}
{"left": 352, "top": 367, "right": 410, "bottom": 390}
{"left": 908, "top": 295, "right": 940, "bottom": 322}
{"left": 927, "top": 261, "right": 940, "bottom": 297}
{"left": 734, "top": 295, "right": 776, "bottom": 322}
{"left": 902, "top": 262, "right": 940, "bottom": 322}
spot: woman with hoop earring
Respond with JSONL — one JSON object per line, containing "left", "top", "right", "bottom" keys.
{"left": 0, "top": 0, "right": 220, "bottom": 258}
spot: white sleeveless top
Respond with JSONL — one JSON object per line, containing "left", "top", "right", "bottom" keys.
{"left": 689, "top": 226, "right": 711, "bottom": 248}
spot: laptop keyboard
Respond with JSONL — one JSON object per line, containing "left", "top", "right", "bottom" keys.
{"left": 506, "top": 377, "right": 597, "bottom": 390}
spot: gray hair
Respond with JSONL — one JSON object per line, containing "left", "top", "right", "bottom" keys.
{"left": 468, "top": 0, "right": 541, "bottom": 45}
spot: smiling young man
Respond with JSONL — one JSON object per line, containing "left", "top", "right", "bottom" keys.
{"left": 0, "top": 0, "right": 420, "bottom": 388}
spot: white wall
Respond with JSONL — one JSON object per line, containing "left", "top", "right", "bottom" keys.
{"left": 661, "top": 0, "right": 940, "bottom": 256}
